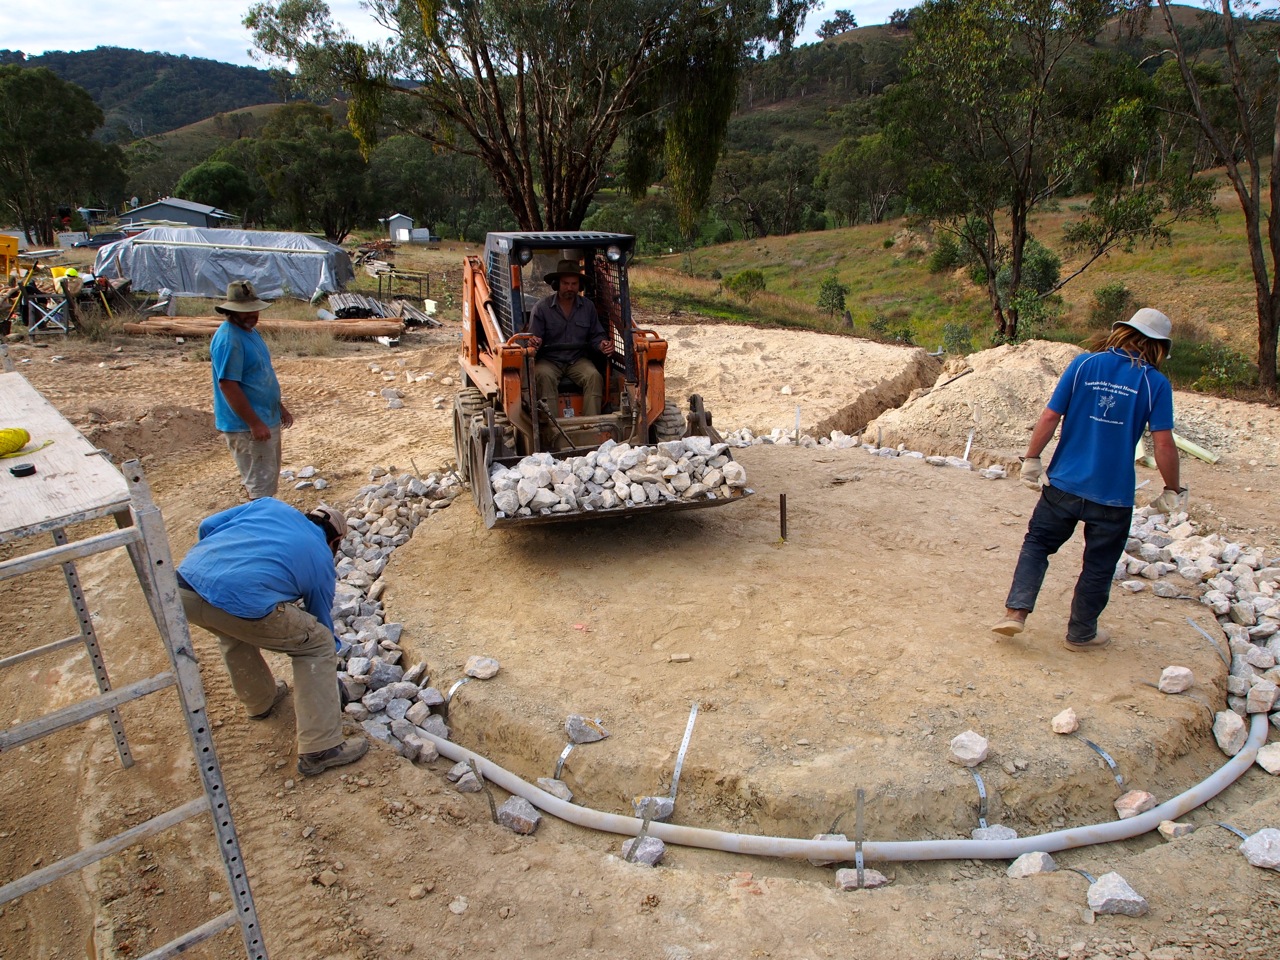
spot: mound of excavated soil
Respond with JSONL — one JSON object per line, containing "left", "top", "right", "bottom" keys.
{"left": 653, "top": 324, "right": 939, "bottom": 438}
{"left": 864, "top": 340, "right": 1083, "bottom": 468}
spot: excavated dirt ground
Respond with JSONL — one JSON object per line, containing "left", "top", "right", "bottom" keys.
{"left": 2, "top": 315, "right": 1280, "bottom": 960}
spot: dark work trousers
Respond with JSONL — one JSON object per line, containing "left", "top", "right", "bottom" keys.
{"left": 1004, "top": 484, "right": 1132, "bottom": 642}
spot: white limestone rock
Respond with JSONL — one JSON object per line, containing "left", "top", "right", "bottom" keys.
{"left": 835, "top": 868, "right": 889, "bottom": 890}
{"left": 808, "top": 833, "right": 848, "bottom": 867}
{"left": 632, "top": 796, "right": 675, "bottom": 821}
{"left": 948, "top": 730, "right": 989, "bottom": 767}
{"left": 1240, "top": 828, "right": 1280, "bottom": 871}
{"left": 1114, "top": 790, "right": 1157, "bottom": 820}
{"left": 1254, "top": 742, "right": 1280, "bottom": 775}
{"left": 497, "top": 797, "right": 541, "bottom": 835}
{"left": 1087, "top": 873, "right": 1149, "bottom": 916}
{"left": 565, "top": 714, "right": 609, "bottom": 743}
{"left": 620, "top": 836, "right": 666, "bottom": 866}
{"left": 1158, "top": 666, "right": 1194, "bottom": 694}
{"left": 1213, "top": 710, "right": 1248, "bottom": 756}
{"left": 536, "top": 777, "right": 574, "bottom": 802}
{"left": 1158, "top": 820, "right": 1195, "bottom": 840}
{"left": 1051, "top": 708, "right": 1079, "bottom": 734}
{"left": 464, "top": 655, "right": 501, "bottom": 679}
{"left": 972, "top": 825, "right": 1018, "bottom": 841}
{"left": 1007, "top": 852, "right": 1057, "bottom": 878}
{"left": 1247, "top": 679, "right": 1279, "bottom": 713}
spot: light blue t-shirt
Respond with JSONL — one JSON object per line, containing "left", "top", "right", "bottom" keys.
{"left": 178, "top": 498, "right": 335, "bottom": 635}
{"left": 210, "top": 320, "right": 281, "bottom": 433}
{"left": 1045, "top": 349, "right": 1175, "bottom": 508}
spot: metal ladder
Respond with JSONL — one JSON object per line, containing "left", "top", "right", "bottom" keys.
{"left": 0, "top": 364, "right": 267, "bottom": 958}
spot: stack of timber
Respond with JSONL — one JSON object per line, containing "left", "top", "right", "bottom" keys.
{"left": 122, "top": 316, "right": 405, "bottom": 339}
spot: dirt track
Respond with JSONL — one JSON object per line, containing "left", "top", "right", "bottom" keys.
{"left": 2, "top": 320, "right": 1280, "bottom": 960}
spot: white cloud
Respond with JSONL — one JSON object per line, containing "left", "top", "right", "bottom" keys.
{"left": 1, "top": 0, "right": 391, "bottom": 67}
{"left": 1, "top": 2, "right": 915, "bottom": 68}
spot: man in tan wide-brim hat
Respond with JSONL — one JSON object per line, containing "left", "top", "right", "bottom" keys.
{"left": 210, "top": 279, "right": 294, "bottom": 498}
{"left": 525, "top": 258, "right": 614, "bottom": 416}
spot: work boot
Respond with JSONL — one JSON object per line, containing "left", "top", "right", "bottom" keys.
{"left": 249, "top": 679, "right": 289, "bottom": 720}
{"left": 298, "top": 737, "right": 369, "bottom": 777}
{"left": 1063, "top": 628, "right": 1111, "bottom": 651}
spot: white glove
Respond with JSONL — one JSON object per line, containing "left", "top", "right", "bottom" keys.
{"left": 1151, "top": 486, "right": 1188, "bottom": 514}
{"left": 1019, "top": 456, "right": 1043, "bottom": 491}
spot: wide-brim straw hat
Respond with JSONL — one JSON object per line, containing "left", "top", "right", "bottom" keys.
{"left": 217, "top": 279, "right": 271, "bottom": 313}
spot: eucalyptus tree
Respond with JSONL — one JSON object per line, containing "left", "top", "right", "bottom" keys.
{"left": 1153, "top": 0, "right": 1280, "bottom": 393}
{"left": 0, "top": 65, "right": 125, "bottom": 244}
{"left": 246, "top": 0, "right": 813, "bottom": 233}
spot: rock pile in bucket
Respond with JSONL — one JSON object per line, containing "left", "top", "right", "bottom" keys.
{"left": 488, "top": 437, "right": 749, "bottom": 519}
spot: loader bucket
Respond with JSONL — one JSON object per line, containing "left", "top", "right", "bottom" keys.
{"left": 466, "top": 436, "right": 753, "bottom": 530}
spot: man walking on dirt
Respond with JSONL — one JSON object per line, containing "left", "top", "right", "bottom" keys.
{"left": 991, "top": 309, "right": 1185, "bottom": 650}
{"left": 177, "top": 498, "right": 368, "bottom": 777}
{"left": 211, "top": 280, "right": 293, "bottom": 498}
{"left": 526, "top": 259, "right": 614, "bottom": 416}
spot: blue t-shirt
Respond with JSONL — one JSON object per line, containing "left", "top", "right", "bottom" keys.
{"left": 1045, "top": 349, "right": 1175, "bottom": 508}
{"left": 178, "top": 498, "right": 335, "bottom": 635}
{"left": 210, "top": 320, "right": 281, "bottom": 433}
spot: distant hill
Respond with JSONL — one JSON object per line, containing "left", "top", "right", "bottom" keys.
{"left": 0, "top": 47, "right": 282, "bottom": 141}
{"left": 729, "top": 3, "right": 1224, "bottom": 151}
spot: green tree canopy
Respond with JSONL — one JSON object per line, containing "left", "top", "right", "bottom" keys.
{"left": 253, "top": 103, "right": 371, "bottom": 242}
{"left": 0, "top": 65, "right": 126, "bottom": 244}
{"left": 715, "top": 137, "right": 824, "bottom": 237}
{"left": 245, "top": 0, "right": 815, "bottom": 232}
{"left": 175, "top": 160, "right": 255, "bottom": 218}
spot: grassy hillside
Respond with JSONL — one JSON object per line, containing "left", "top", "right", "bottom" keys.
{"left": 632, "top": 176, "right": 1269, "bottom": 394}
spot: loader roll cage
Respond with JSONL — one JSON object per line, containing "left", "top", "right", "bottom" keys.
{"left": 483, "top": 231, "right": 638, "bottom": 386}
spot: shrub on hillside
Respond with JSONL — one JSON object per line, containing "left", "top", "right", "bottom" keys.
{"left": 928, "top": 233, "right": 960, "bottom": 273}
{"left": 724, "top": 269, "right": 766, "bottom": 302}
{"left": 1089, "top": 282, "right": 1133, "bottom": 329}
{"left": 942, "top": 322, "right": 974, "bottom": 355}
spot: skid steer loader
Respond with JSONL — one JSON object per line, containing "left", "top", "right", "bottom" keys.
{"left": 454, "top": 231, "right": 751, "bottom": 527}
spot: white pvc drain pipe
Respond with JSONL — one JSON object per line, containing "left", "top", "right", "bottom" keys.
{"left": 421, "top": 712, "right": 1268, "bottom": 862}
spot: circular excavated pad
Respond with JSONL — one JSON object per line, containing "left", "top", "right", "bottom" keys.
{"left": 386, "top": 444, "right": 1228, "bottom": 844}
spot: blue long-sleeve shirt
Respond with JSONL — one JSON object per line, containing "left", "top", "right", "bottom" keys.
{"left": 178, "top": 498, "right": 335, "bottom": 634}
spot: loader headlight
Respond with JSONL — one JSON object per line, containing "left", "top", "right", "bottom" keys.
{"left": 517, "top": 247, "right": 533, "bottom": 265}
{"left": 605, "top": 245, "right": 624, "bottom": 263}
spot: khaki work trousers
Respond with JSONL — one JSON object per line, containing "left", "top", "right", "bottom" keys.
{"left": 534, "top": 357, "right": 604, "bottom": 417}
{"left": 179, "top": 586, "right": 342, "bottom": 755}
{"left": 222, "top": 425, "right": 281, "bottom": 499}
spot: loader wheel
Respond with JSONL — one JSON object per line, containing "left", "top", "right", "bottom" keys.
{"left": 453, "top": 387, "right": 485, "bottom": 483}
{"left": 651, "top": 401, "right": 686, "bottom": 443}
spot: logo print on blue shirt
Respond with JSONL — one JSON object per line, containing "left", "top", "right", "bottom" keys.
{"left": 1097, "top": 394, "right": 1116, "bottom": 416}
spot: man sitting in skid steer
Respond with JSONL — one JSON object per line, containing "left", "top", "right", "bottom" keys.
{"left": 525, "top": 258, "right": 614, "bottom": 416}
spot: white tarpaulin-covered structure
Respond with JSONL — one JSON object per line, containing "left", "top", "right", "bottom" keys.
{"left": 93, "top": 226, "right": 354, "bottom": 300}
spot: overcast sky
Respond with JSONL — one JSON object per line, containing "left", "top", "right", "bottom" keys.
{"left": 2, "top": 2, "right": 910, "bottom": 68}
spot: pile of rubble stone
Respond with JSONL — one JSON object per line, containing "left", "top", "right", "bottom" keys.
{"left": 1115, "top": 505, "right": 1280, "bottom": 747}
{"left": 328, "top": 466, "right": 467, "bottom": 761}
{"left": 488, "top": 437, "right": 749, "bottom": 519}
